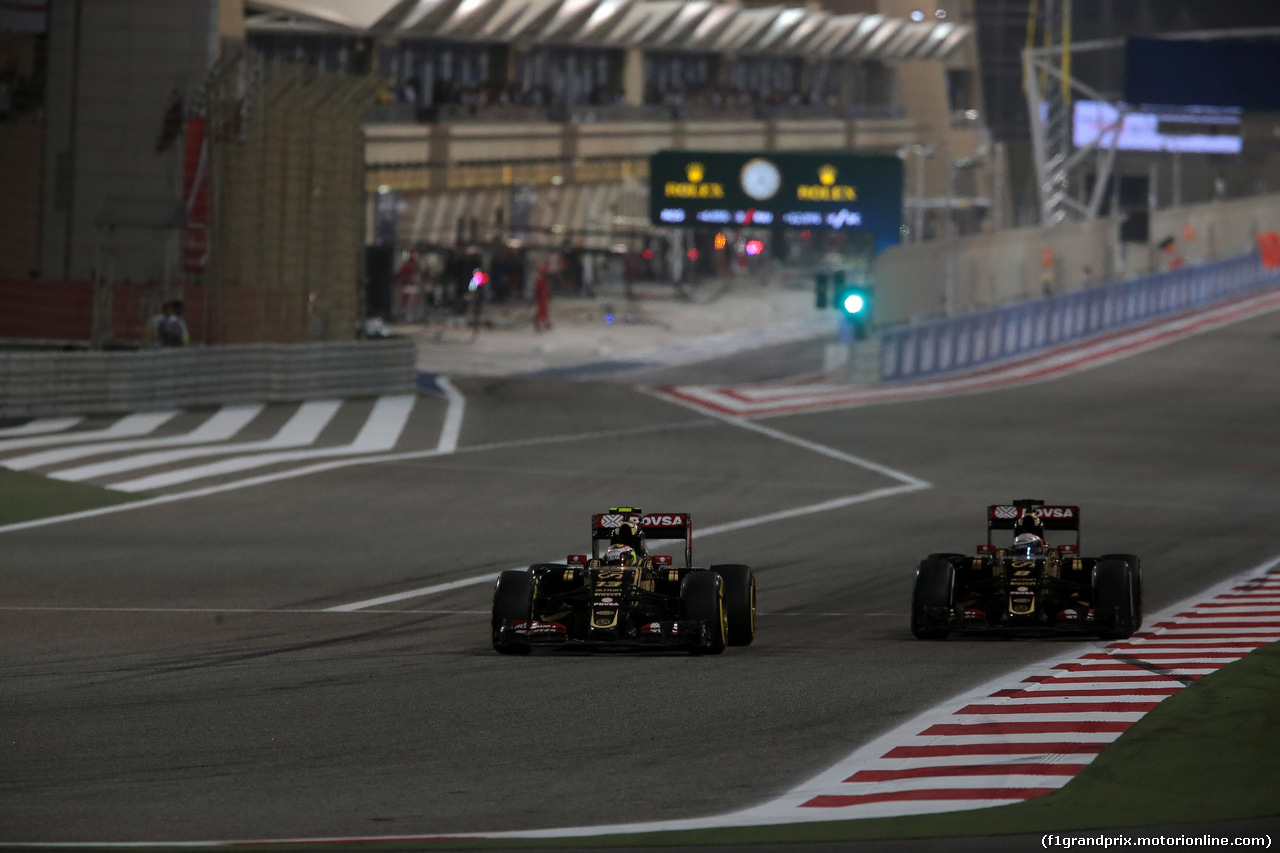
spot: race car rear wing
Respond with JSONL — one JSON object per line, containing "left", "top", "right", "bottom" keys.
{"left": 987, "top": 500, "right": 1080, "bottom": 546}
{"left": 592, "top": 507, "right": 693, "bottom": 568}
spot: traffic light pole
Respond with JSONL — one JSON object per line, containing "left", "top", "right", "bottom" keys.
{"left": 825, "top": 319, "right": 880, "bottom": 385}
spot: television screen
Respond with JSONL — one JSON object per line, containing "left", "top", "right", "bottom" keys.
{"left": 1073, "top": 100, "right": 1242, "bottom": 155}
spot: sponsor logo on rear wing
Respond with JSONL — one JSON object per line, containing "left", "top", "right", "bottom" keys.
{"left": 988, "top": 505, "right": 1080, "bottom": 530}
{"left": 592, "top": 512, "right": 691, "bottom": 538}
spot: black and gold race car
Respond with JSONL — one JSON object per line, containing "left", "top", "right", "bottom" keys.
{"left": 491, "top": 507, "right": 756, "bottom": 655}
{"left": 911, "top": 499, "right": 1143, "bottom": 639}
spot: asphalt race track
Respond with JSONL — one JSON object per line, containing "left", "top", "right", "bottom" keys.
{"left": 2, "top": 310, "right": 1279, "bottom": 845}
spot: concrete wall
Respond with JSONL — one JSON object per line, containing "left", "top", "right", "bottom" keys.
{"left": 876, "top": 193, "right": 1280, "bottom": 326}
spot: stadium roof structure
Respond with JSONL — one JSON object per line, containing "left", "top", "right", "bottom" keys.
{"left": 244, "top": 0, "right": 972, "bottom": 60}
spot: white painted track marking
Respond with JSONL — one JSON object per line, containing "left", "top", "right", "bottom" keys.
{"left": 107, "top": 395, "right": 416, "bottom": 492}
{"left": 434, "top": 376, "right": 464, "bottom": 453}
{"left": 0, "top": 416, "right": 82, "bottom": 438}
{"left": 3, "top": 404, "right": 265, "bottom": 471}
{"left": 639, "top": 384, "right": 928, "bottom": 488}
{"left": 0, "top": 420, "right": 713, "bottom": 534}
{"left": 0, "top": 411, "right": 178, "bottom": 454}
{"left": 48, "top": 399, "right": 343, "bottom": 483}
{"left": 324, "top": 483, "right": 929, "bottom": 612}
{"left": 327, "top": 415, "right": 930, "bottom": 611}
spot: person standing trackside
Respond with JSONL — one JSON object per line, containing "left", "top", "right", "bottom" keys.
{"left": 159, "top": 299, "right": 189, "bottom": 347}
{"left": 146, "top": 300, "right": 173, "bottom": 348}
{"left": 533, "top": 261, "right": 552, "bottom": 332}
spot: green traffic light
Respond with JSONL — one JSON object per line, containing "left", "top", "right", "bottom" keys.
{"left": 842, "top": 293, "right": 866, "bottom": 314}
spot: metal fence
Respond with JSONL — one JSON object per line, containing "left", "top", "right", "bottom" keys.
{"left": 880, "top": 253, "right": 1280, "bottom": 382}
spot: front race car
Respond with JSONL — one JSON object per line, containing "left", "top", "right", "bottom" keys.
{"left": 491, "top": 508, "right": 756, "bottom": 655}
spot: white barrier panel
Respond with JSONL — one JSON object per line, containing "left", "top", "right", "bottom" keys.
{"left": 0, "top": 339, "right": 416, "bottom": 418}
{"left": 881, "top": 253, "right": 1280, "bottom": 382}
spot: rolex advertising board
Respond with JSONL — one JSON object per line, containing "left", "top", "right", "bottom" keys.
{"left": 649, "top": 150, "right": 904, "bottom": 251}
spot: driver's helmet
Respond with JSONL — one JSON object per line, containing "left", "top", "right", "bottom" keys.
{"left": 603, "top": 545, "right": 638, "bottom": 567}
{"left": 1013, "top": 512, "right": 1045, "bottom": 539}
{"left": 1012, "top": 533, "right": 1045, "bottom": 558}
{"left": 610, "top": 521, "right": 643, "bottom": 550}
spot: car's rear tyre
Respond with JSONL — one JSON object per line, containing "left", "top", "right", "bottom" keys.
{"left": 712, "top": 564, "right": 756, "bottom": 647}
{"left": 1101, "top": 553, "right": 1143, "bottom": 630}
{"left": 1093, "top": 558, "right": 1137, "bottom": 640}
{"left": 491, "top": 570, "right": 535, "bottom": 655}
{"left": 911, "top": 557, "right": 955, "bottom": 640}
{"left": 679, "top": 571, "right": 726, "bottom": 655}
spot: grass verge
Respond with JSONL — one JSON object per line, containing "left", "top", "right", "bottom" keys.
{"left": 0, "top": 467, "right": 142, "bottom": 526}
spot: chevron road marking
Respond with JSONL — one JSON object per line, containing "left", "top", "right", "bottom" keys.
{"left": 0, "top": 421, "right": 713, "bottom": 535}
{"left": 108, "top": 395, "right": 417, "bottom": 493}
{"left": 3, "top": 404, "right": 265, "bottom": 471}
{"left": 0, "top": 416, "right": 83, "bottom": 438}
{"left": 0, "top": 411, "right": 178, "bottom": 455}
{"left": 47, "top": 400, "right": 342, "bottom": 483}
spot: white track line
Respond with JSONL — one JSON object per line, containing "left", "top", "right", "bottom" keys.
{"left": 327, "top": 421, "right": 930, "bottom": 612}
{"left": 0, "top": 421, "right": 712, "bottom": 534}
{"left": 0, "top": 416, "right": 82, "bottom": 438}
{"left": 325, "top": 483, "right": 929, "bottom": 612}
{"left": 0, "top": 411, "right": 178, "bottom": 454}
{"left": 3, "top": 404, "right": 265, "bottom": 471}
{"left": 47, "top": 400, "right": 341, "bottom": 483}
{"left": 638, "top": 385, "right": 928, "bottom": 489}
{"left": 108, "top": 395, "right": 417, "bottom": 492}
{"left": 434, "top": 376, "right": 464, "bottom": 453}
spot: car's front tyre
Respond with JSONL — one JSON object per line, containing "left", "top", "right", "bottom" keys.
{"left": 491, "top": 570, "right": 535, "bottom": 655}
{"left": 1093, "top": 559, "right": 1137, "bottom": 640}
{"left": 911, "top": 557, "right": 955, "bottom": 640}
{"left": 679, "top": 571, "right": 727, "bottom": 655}
{"left": 711, "top": 564, "right": 756, "bottom": 647}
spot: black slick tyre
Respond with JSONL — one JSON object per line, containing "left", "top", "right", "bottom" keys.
{"left": 491, "top": 570, "right": 535, "bottom": 655}
{"left": 711, "top": 564, "right": 756, "bottom": 647}
{"left": 1101, "top": 553, "right": 1143, "bottom": 630}
{"left": 679, "top": 571, "right": 727, "bottom": 656}
{"left": 911, "top": 557, "right": 955, "bottom": 640}
{"left": 1093, "top": 558, "right": 1137, "bottom": 640}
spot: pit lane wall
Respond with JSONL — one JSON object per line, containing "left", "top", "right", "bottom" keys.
{"left": 0, "top": 339, "right": 415, "bottom": 418}
{"left": 879, "top": 252, "right": 1280, "bottom": 382}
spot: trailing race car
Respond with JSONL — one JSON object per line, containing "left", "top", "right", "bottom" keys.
{"left": 491, "top": 507, "right": 756, "bottom": 655}
{"left": 911, "top": 499, "right": 1143, "bottom": 639}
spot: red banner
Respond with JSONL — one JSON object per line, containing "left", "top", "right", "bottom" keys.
{"left": 182, "top": 116, "right": 210, "bottom": 274}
